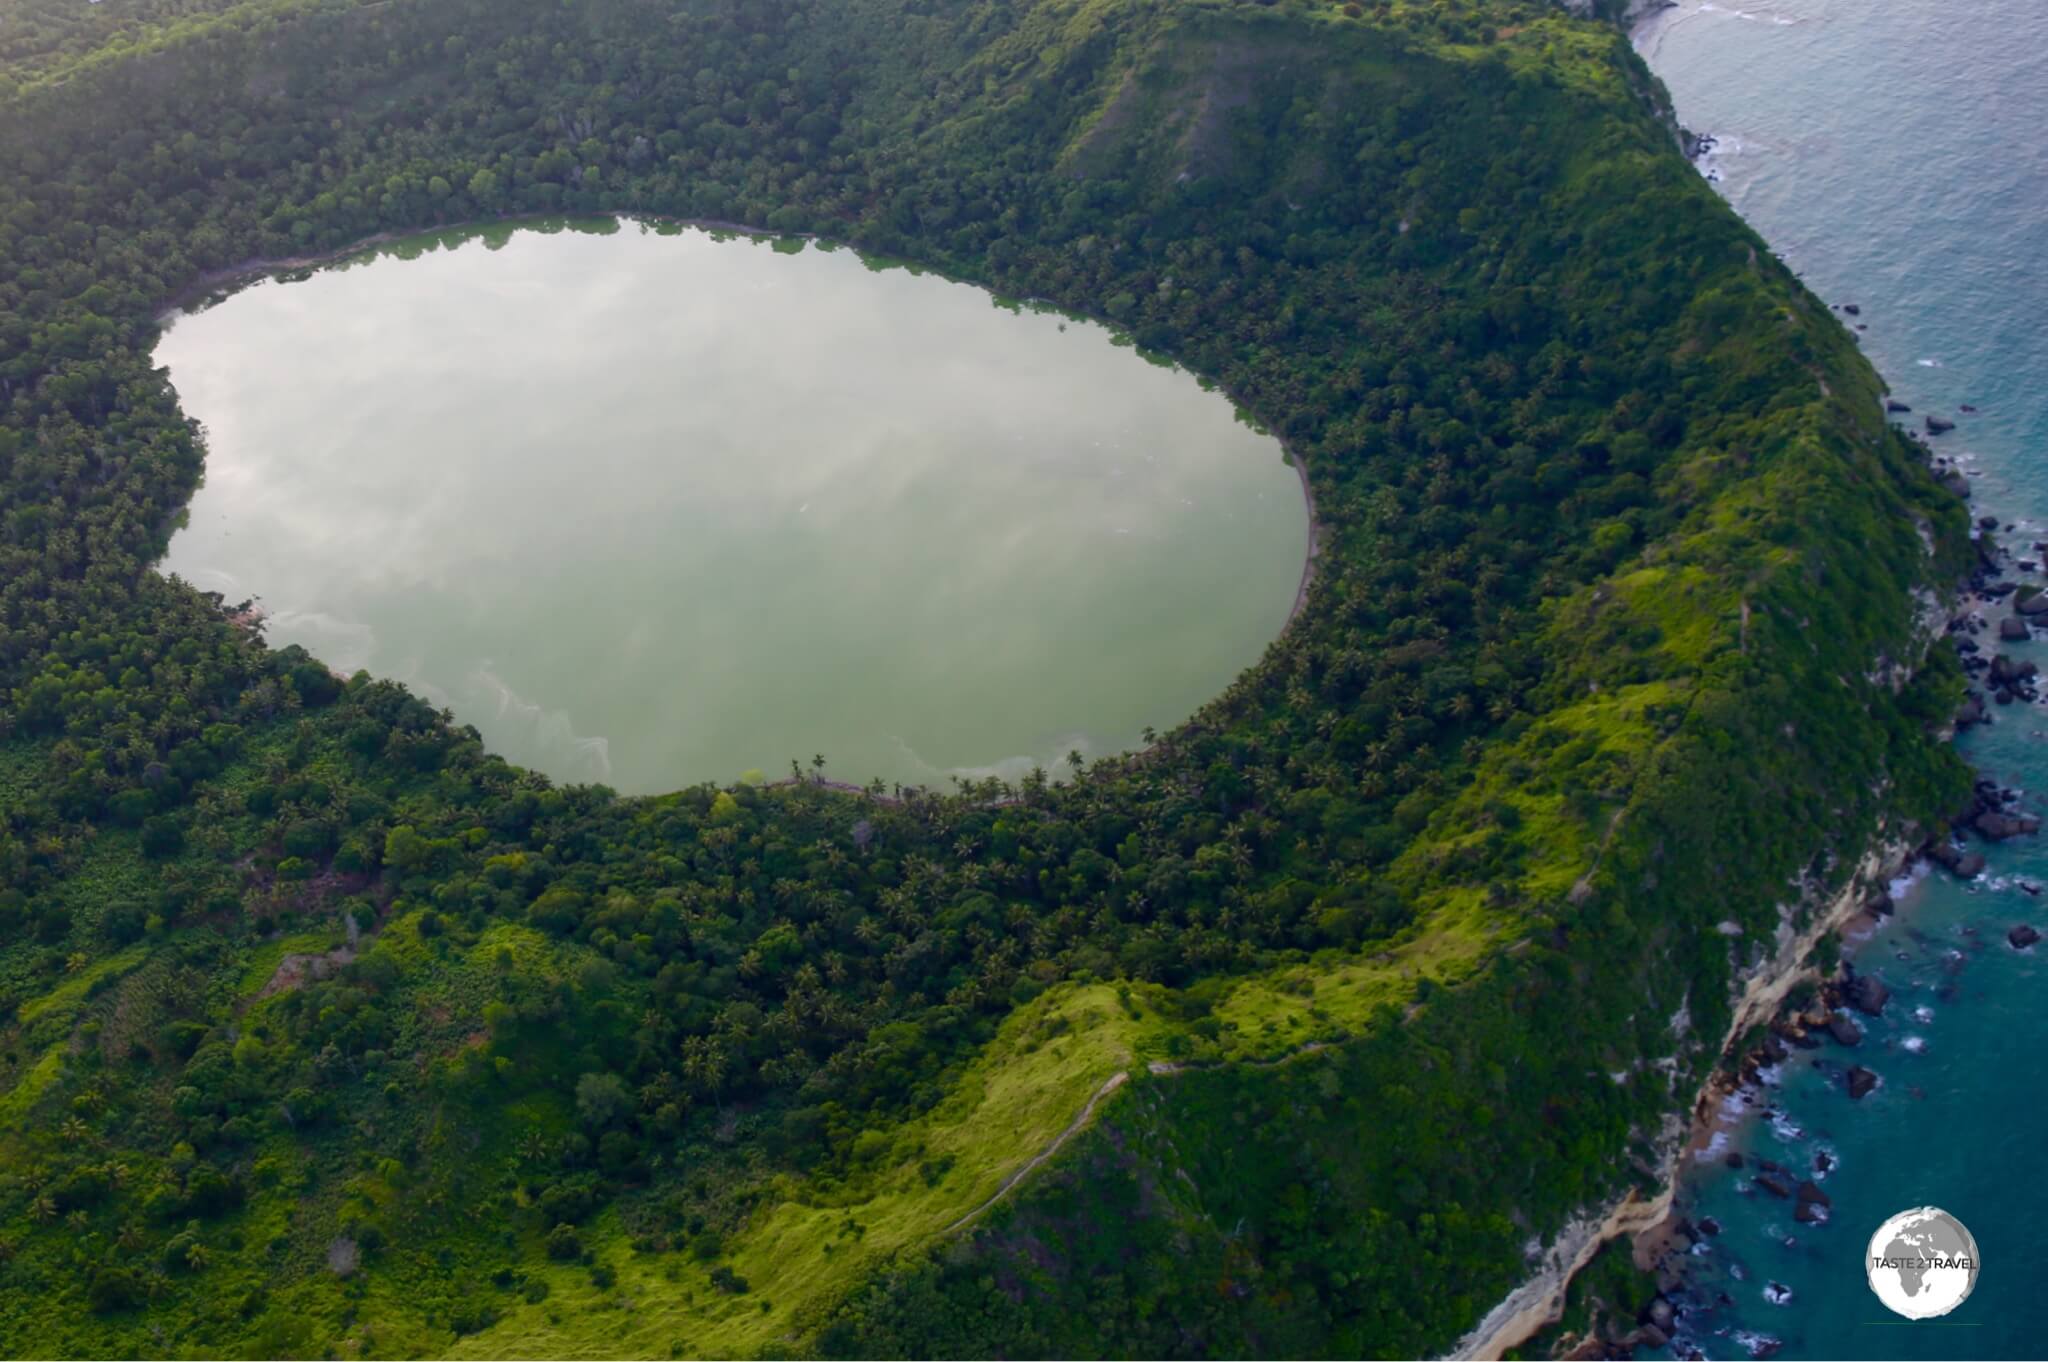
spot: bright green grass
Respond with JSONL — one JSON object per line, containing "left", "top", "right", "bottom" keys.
{"left": 454, "top": 981, "right": 1148, "bottom": 1357}
{"left": 15, "top": 941, "right": 150, "bottom": 1023}
{"left": 0, "top": 1041, "right": 66, "bottom": 1127}
{"left": 453, "top": 908, "right": 1526, "bottom": 1356}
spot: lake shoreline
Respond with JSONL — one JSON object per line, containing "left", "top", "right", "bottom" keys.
{"left": 155, "top": 211, "right": 1327, "bottom": 794}
{"left": 152, "top": 212, "right": 810, "bottom": 319}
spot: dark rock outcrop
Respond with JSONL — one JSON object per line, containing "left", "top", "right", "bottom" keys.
{"left": 1846, "top": 1066, "right": 1879, "bottom": 1100}
{"left": 1927, "top": 415, "right": 1956, "bottom": 435}
{"left": 1843, "top": 973, "right": 1891, "bottom": 1016}
{"left": 1976, "top": 809, "right": 2042, "bottom": 840}
{"left": 2010, "top": 924, "right": 2041, "bottom": 950}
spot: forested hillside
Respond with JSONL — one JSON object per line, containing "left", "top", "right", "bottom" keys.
{"left": 0, "top": 0, "right": 1971, "bottom": 1355}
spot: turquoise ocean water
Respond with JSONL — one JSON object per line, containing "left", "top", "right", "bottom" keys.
{"left": 1635, "top": 2, "right": 2048, "bottom": 1356}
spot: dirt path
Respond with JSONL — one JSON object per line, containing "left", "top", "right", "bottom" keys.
{"left": 945, "top": 1070, "right": 1129, "bottom": 1233}
{"left": 948, "top": 1038, "right": 1337, "bottom": 1234}
{"left": 1146, "top": 1039, "right": 1326, "bottom": 1076}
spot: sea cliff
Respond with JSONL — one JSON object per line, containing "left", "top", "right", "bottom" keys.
{"left": 1451, "top": 832, "right": 1920, "bottom": 1359}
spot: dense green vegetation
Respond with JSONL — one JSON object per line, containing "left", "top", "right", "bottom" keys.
{"left": 0, "top": 0, "right": 1972, "bottom": 1355}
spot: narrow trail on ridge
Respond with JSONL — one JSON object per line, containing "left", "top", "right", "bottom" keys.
{"left": 944, "top": 1037, "right": 1339, "bottom": 1233}
{"left": 944, "top": 1071, "right": 1130, "bottom": 1233}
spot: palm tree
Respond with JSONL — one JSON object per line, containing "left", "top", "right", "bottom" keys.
{"left": 679, "top": 1035, "right": 728, "bottom": 1101}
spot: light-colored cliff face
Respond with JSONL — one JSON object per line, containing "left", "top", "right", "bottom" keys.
{"left": 1554, "top": 0, "right": 1676, "bottom": 26}
{"left": 1448, "top": 832, "right": 1913, "bottom": 1361}
{"left": 1449, "top": 1185, "right": 1677, "bottom": 1362}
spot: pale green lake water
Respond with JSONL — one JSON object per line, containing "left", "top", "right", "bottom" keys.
{"left": 157, "top": 218, "right": 1308, "bottom": 795}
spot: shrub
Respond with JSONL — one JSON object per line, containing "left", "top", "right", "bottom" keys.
{"left": 545, "top": 1224, "right": 582, "bottom": 1261}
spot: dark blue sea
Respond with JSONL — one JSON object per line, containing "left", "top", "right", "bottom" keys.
{"left": 1635, "top": 2, "right": 2048, "bottom": 1357}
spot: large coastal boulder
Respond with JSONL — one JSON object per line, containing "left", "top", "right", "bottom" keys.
{"left": 1988, "top": 654, "right": 2038, "bottom": 684}
{"left": 1843, "top": 973, "right": 1891, "bottom": 1016}
{"left": 1976, "top": 809, "right": 2042, "bottom": 840}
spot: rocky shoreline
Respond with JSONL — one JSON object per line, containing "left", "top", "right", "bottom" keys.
{"left": 1450, "top": 832, "right": 1917, "bottom": 1360}
{"left": 1490, "top": 409, "right": 2045, "bottom": 1359}
{"left": 1457, "top": 341, "right": 2046, "bottom": 1360}
{"left": 1620, "top": 516, "right": 2043, "bottom": 1359}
